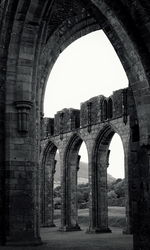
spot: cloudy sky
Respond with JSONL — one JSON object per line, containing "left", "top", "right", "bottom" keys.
{"left": 44, "top": 30, "right": 128, "bottom": 178}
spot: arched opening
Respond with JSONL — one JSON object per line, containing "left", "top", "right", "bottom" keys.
{"left": 107, "top": 134, "right": 126, "bottom": 232}
{"left": 91, "top": 125, "right": 132, "bottom": 239}
{"left": 37, "top": 8, "right": 141, "bottom": 246}
{"left": 42, "top": 28, "right": 132, "bottom": 237}
{"left": 43, "top": 30, "right": 129, "bottom": 232}
{"left": 2, "top": 1, "right": 150, "bottom": 248}
{"left": 53, "top": 149, "right": 61, "bottom": 228}
{"left": 40, "top": 142, "right": 60, "bottom": 229}
{"left": 77, "top": 141, "right": 89, "bottom": 229}
{"left": 44, "top": 30, "right": 128, "bottom": 118}
{"left": 60, "top": 134, "right": 88, "bottom": 231}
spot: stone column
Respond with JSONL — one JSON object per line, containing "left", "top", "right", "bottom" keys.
{"left": 0, "top": 110, "right": 5, "bottom": 245}
{"left": 88, "top": 148, "right": 111, "bottom": 233}
{"left": 123, "top": 150, "right": 133, "bottom": 235}
{"left": 0, "top": 80, "right": 5, "bottom": 245}
{"left": 4, "top": 103, "right": 42, "bottom": 246}
{"left": 132, "top": 145, "right": 150, "bottom": 250}
{"left": 60, "top": 154, "right": 81, "bottom": 231}
{"left": 75, "top": 155, "right": 81, "bottom": 228}
{"left": 41, "top": 159, "right": 57, "bottom": 227}
{"left": 0, "top": 151, "right": 5, "bottom": 245}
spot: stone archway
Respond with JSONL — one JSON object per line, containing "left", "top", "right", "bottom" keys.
{"left": 60, "top": 133, "right": 85, "bottom": 231}
{"left": 0, "top": 1, "right": 150, "bottom": 249}
{"left": 40, "top": 141, "right": 57, "bottom": 228}
{"left": 89, "top": 124, "right": 131, "bottom": 234}
{"left": 39, "top": 1, "right": 150, "bottom": 144}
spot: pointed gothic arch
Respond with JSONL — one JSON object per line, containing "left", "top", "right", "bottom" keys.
{"left": 90, "top": 124, "right": 131, "bottom": 233}
{"left": 61, "top": 133, "right": 88, "bottom": 231}
{"left": 0, "top": 1, "right": 150, "bottom": 248}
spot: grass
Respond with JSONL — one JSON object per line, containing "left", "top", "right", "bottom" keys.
{"left": 108, "top": 206, "right": 126, "bottom": 228}
{"left": 54, "top": 206, "right": 126, "bottom": 228}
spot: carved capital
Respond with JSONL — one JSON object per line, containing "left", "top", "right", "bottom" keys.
{"left": 15, "top": 101, "right": 33, "bottom": 133}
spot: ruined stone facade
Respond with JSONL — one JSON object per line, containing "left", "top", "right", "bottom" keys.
{"left": 41, "top": 88, "right": 133, "bottom": 234}
{"left": 0, "top": 1, "right": 150, "bottom": 249}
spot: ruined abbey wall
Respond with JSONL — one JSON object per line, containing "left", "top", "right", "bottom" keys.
{"left": 0, "top": 1, "right": 150, "bottom": 249}
{"left": 40, "top": 87, "right": 134, "bottom": 233}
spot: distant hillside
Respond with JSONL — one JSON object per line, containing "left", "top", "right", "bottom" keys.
{"left": 54, "top": 153, "right": 116, "bottom": 186}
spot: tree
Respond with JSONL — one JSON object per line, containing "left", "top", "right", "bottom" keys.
{"left": 114, "top": 179, "right": 125, "bottom": 198}
{"left": 107, "top": 190, "right": 117, "bottom": 199}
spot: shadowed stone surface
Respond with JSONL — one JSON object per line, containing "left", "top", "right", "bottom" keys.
{"left": 0, "top": 227, "right": 133, "bottom": 250}
{"left": 0, "top": 1, "right": 150, "bottom": 249}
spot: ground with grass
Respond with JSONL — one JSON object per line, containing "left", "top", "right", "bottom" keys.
{"left": 54, "top": 206, "right": 126, "bottom": 228}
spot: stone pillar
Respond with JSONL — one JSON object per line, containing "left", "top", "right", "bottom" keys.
{"left": 0, "top": 80, "right": 5, "bottom": 245}
{"left": 88, "top": 148, "right": 111, "bottom": 233}
{"left": 0, "top": 110, "right": 5, "bottom": 245}
{"left": 4, "top": 103, "right": 42, "bottom": 246}
{"left": 75, "top": 155, "right": 81, "bottom": 227}
{"left": 132, "top": 145, "right": 150, "bottom": 250}
{"left": 0, "top": 153, "right": 5, "bottom": 245}
{"left": 123, "top": 150, "right": 133, "bottom": 235}
{"left": 60, "top": 154, "right": 81, "bottom": 231}
{"left": 41, "top": 159, "right": 57, "bottom": 227}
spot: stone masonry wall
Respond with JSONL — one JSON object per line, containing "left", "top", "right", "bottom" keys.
{"left": 42, "top": 88, "right": 128, "bottom": 138}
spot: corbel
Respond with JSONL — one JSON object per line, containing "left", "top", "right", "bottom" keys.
{"left": 15, "top": 100, "right": 33, "bottom": 134}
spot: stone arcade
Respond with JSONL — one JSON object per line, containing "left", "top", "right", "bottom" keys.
{"left": 41, "top": 88, "right": 132, "bottom": 234}
{"left": 0, "top": 1, "right": 150, "bottom": 250}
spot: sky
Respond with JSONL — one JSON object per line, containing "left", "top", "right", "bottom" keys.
{"left": 44, "top": 30, "right": 128, "bottom": 179}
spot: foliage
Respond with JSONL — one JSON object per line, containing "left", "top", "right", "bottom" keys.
{"left": 107, "top": 178, "right": 125, "bottom": 206}
{"left": 114, "top": 179, "right": 125, "bottom": 198}
{"left": 54, "top": 197, "right": 61, "bottom": 209}
{"left": 107, "top": 190, "right": 117, "bottom": 199}
{"left": 54, "top": 185, "right": 61, "bottom": 198}
{"left": 77, "top": 183, "right": 90, "bottom": 208}
{"left": 54, "top": 178, "right": 125, "bottom": 208}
